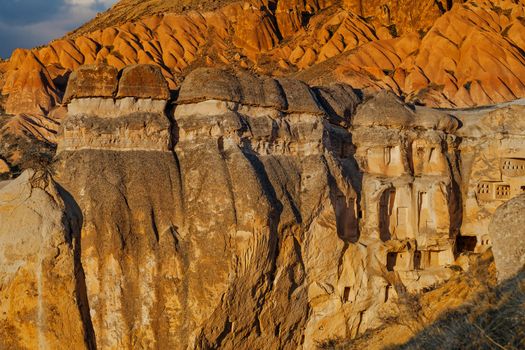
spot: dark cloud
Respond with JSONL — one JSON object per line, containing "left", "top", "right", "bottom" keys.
{"left": 0, "top": 0, "right": 117, "bottom": 59}
{"left": 0, "top": 0, "right": 62, "bottom": 25}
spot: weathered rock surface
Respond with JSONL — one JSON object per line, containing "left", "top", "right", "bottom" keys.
{"left": 0, "top": 158, "right": 9, "bottom": 175}
{"left": 50, "top": 66, "right": 364, "bottom": 349}
{"left": 451, "top": 102, "right": 525, "bottom": 251}
{"left": 0, "top": 171, "right": 90, "bottom": 349}
{"left": 63, "top": 64, "right": 119, "bottom": 103}
{"left": 352, "top": 92, "right": 462, "bottom": 293}
{"left": 489, "top": 193, "right": 525, "bottom": 282}
{"left": 2, "top": 52, "right": 60, "bottom": 116}
{"left": 116, "top": 64, "right": 170, "bottom": 99}
{"left": 60, "top": 64, "right": 171, "bottom": 152}
{"left": 1, "top": 63, "right": 525, "bottom": 349}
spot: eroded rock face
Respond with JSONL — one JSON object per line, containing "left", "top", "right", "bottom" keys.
{"left": 0, "top": 171, "right": 90, "bottom": 349}
{"left": 2, "top": 65, "right": 525, "bottom": 349}
{"left": 2, "top": 0, "right": 524, "bottom": 118}
{"left": 456, "top": 103, "right": 525, "bottom": 254}
{"left": 489, "top": 193, "right": 525, "bottom": 282}
{"left": 352, "top": 92, "right": 462, "bottom": 291}
{"left": 51, "top": 66, "right": 366, "bottom": 349}
{"left": 2, "top": 52, "right": 60, "bottom": 116}
{"left": 116, "top": 64, "right": 170, "bottom": 100}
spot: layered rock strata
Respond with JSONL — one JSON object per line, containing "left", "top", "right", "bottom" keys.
{"left": 59, "top": 64, "right": 170, "bottom": 152}
{"left": 51, "top": 65, "right": 368, "bottom": 348}
{"left": 2, "top": 0, "right": 525, "bottom": 122}
{"left": 1, "top": 64, "right": 525, "bottom": 349}
{"left": 351, "top": 91, "right": 462, "bottom": 290}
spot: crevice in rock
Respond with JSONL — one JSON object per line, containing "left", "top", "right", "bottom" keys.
{"left": 58, "top": 184, "right": 97, "bottom": 350}
{"left": 217, "top": 136, "right": 239, "bottom": 226}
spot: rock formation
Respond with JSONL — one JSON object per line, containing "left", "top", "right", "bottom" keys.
{"left": 0, "top": 171, "right": 89, "bottom": 350}
{"left": 1, "top": 0, "right": 525, "bottom": 346}
{"left": 453, "top": 102, "right": 525, "bottom": 255}
{"left": 0, "top": 158, "right": 9, "bottom": 176}
{"left": 1, "top": 62, "right": 524, "bottom": 348}
{"left": 489, "top": 193, "right": 525, "bottom": 282}
{"left": 49, "top": 64, "right": 366, "bottom": 348}
{"left": 352, "top": 91, "right": 461, "bottom": 290}
{"left": 2, "top": 51, "right": 60, "bottom": 116}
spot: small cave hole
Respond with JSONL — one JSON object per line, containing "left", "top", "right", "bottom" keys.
{"left": 387, "top": 252, "right": 397, "bottom": 272}
{"left": 456, "top": 235, "right": 477, "bottom": 253}
{"left": 384, "top": 284, "right": 392, "bottom": 303}
{"left": 414, "top": 251, "right": 422, "bottom": 270}
{"left": 343, "top": 287, "right": 351, "bottom": 303}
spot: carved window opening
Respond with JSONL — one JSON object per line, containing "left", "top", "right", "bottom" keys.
{"left": 521, "top": 186, "right": 525, "bottom": 193}
{"left": 343, "top": 287, "right": 351, "bottom": 303}
{"left": 414, "top": 251, "right": 422, "bottom": 270}
{"left": 380, "top": 189, "right": 396, "bottom": 242}
{"left": 334, "top": 194, "right": 359, "bottom": 243}
{"left": 501, "top": 158, "right": 525, "bottom": 176}
{"left": 387, "top": 252, "right": 397, "bottom": 271}
{"left": 456, "top": 235, "right": 477, "bottom": 253}
{"left": 384, "top": 147, "right": 392, "bottom": 165}
{"left": 495, "top": 184, "right": 511, "bottom": 199}
{"left": 477, "top": 183, "right": 490, "bottom": 194}
{"left": 384, "top": 284, "right": 392, "bottom": 303}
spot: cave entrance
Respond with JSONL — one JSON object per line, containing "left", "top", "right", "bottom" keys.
{"left": 387, "top": 252, "right": 397, "bottom": 271}
{"left": 414, "top": 251, "right": 422, "bottom": 270}
{"left": 380, "top": 189, "right": 396, "bottom": 241}
{"left": 456, "top": 235, "right": 477, "bottom": 253}
{"left": 343, "top": 287, "right": 351, "bottom": 303}
{"left": 334, "top": 194, "right": 359, "bottom": 243}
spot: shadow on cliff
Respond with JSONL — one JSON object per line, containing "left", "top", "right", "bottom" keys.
{"left": 58, "top": 184, "right": 97, "bottom": 350}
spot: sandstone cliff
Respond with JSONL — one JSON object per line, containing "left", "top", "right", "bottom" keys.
{"left": 1, "top": 63, "right": 524, "bottom": 349}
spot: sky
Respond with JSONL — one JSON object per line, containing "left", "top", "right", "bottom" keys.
{"left": 0, "top": 0, "right": 118, "bottom": 59}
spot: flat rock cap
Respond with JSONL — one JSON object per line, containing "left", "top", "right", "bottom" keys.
{"left": 353, "top": 91, "right": 415, "bottom": 128}
{"left": 353, "top": 90, "right": 459, "bottom": 132}
{"left": 177, "top": 67, "right": 286, "bottom": 108}
{"left": 63, "top": 64, "right": 118, "bottom": 103}
{"left": 177, "top": 68, "right": 243, "bottom": 104}
{"left": 177, "top": 67, "right": 327, "bottom": 114}
{"left": 117, "top": 64, "right": 170, "bottom": 100}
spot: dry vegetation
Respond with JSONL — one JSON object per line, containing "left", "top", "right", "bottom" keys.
{"left": 319, "top": 251, "right": 525, "bottom": 350}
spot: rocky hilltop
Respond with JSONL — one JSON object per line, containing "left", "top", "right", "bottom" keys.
{"left": 0, "top": 64, "right": 524, "bottom": 349}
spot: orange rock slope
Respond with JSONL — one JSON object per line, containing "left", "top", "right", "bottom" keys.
{"left": 299, "top": 0, "right": 525, "bottom": 107}
{"left": 1, "top": 0, "right": 525, "bottom": 118}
